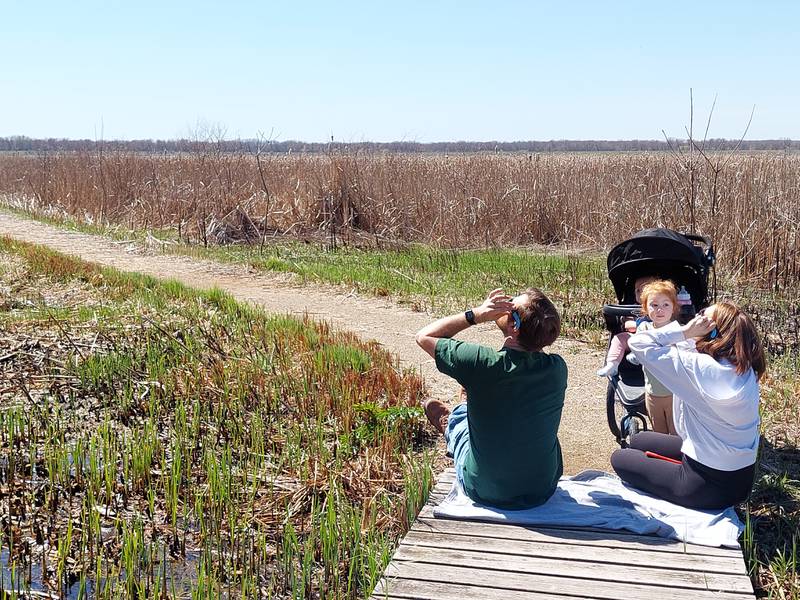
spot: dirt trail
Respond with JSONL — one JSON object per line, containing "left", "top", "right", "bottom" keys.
{"left": 0, "top": 211, "right": 615, "bottom": 473}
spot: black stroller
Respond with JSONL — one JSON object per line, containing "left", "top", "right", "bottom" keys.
{"left": 602, "top": 228, "right": 716, "bottom": 447}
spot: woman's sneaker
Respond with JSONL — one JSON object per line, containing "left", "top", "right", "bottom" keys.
{"left": 423, "top": 399, "right": 451, "bottom": 435}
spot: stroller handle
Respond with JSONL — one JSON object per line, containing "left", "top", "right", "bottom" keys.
{"left": 602, "top": 304, "right": 642, "bottom": 318}
{"left": 602, "top": 304, "right": 642, "bottom": 335}
{"left": 682, "top": 233, "right": 713, "bottom": 249}
{"left": 682, "top": 232, "right": 716, "bottom": 266}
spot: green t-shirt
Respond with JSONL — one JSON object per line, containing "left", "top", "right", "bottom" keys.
{"left": 435, "top": 338, "right": 567, "bottom": 509}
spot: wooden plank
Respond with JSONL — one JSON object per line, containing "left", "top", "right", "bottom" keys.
{"left": 437, "top": 470, "right": 456, "bottom": 483}
{"left": 412, "top": 514, "right": 743, "bottom": 559}
{"left": 430, "top": 478, "right": 453, "bottom": 493}
{"left": 402, "top": 529, "right": 746, "bottom": 577}
{"left": 426, "top": 478, "right": 452, "bottom": 497}
{"left": 393, "top": 543, "right": 751, "bottom": 593}
{"left": 427, "top": 488, "right": 450, "bottom": 502}
{"left": 425, "top": 493, "right": 450, "bottom": 505}
{"left": 382, "top": 561, "right": 751, "bottom": 600}
{"left": 371, "top": 578, "right": 570, "bottom": 600}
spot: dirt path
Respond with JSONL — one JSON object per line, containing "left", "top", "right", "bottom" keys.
{"left": 0, "top": 211, "right": 616, "bottom": 473}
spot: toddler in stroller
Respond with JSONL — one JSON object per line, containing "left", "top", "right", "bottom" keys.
{"left": 596, "top": 275, "right": 657, "bottom": 378}
{"left": 600, "top": 228, "right": 715, "bottom": 447}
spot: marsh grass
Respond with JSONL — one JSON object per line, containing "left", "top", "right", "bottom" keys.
{"left": 746, "top": 465, "right": 800, "bottom": 597}
{"left": 0, "top": 238, "right": 431, "bottom": 598}
{"left": 733, "top": 339, "right": 800, "bottom": 598}
{"left": 2, "top": 150, "right": 800, "bottom": 287}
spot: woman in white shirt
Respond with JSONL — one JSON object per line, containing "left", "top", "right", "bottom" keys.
{"left": 611, "top": 301, "right": 766, "bottom": 510}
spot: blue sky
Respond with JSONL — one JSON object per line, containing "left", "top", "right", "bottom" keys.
{"left": 2, "top": 1, "right": 797, "bottom": 142}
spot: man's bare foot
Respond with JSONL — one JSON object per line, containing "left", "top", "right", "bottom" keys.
{"left": 423, "top": 399, "right": 451, "bottom": 435}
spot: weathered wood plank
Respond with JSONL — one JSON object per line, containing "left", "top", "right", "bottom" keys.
{"left": 413, "top": 513, "right": 741, "bottom": 558}
{"left": 437, "top": 471, "right": 455, "bottom": 483}
{"left": 427, "top": 489, "right": 450, "bottom": 502}
{"left": 382, "top": 561, "right": 752, "bottom": 600}
{"left": 371, "top": 578, "right": 570, "bottom": 600}
{"left": 393, "top": 543, "right": 751, "bottom": 593}
{"left": 401, "top": 529, "right": 746, "bottom": 576}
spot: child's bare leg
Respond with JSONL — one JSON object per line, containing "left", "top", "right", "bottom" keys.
{"left": 606, "top": 332, "right": 631, "bottom": 363}
{"left": 597, "top": 332, "right": 630, "bottom": 376}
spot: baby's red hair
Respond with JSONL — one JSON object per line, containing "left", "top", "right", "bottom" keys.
{"left": 640, "top": 280, "right": 679, "bottom": 319}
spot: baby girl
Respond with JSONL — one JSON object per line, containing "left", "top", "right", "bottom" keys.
{"left": 596, "top": 275, "right": 657, "bottom": 378}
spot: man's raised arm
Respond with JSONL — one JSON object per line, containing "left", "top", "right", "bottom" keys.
{"left": 415, "top": 288, "right": 514, "bottom": 358}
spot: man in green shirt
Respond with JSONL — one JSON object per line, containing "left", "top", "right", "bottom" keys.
{"left": 416, "top": 288, "right": 567, "bottom": 509}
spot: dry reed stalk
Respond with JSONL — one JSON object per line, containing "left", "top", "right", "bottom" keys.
{"left": 1, "top": 150, "right": 799, "bottom": 286}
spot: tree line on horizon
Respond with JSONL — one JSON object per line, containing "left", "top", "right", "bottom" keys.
{"left": 0, "top": 135, "right": 797, "bottom": 153}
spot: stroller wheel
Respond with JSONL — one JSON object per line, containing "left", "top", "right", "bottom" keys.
{"left": 628, "top": 415, "right": 640, "bottom": 440}
{"left": 621, "top": 413, "right": 648, "bottom": 447}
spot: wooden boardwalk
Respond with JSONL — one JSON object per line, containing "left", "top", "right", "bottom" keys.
{"left": 372, "top": 468, "right": 754, "bottom": 600}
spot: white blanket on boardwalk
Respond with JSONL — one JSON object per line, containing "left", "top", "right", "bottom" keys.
{"left": 433, "top": 470, "right": 743, "bottom": 548}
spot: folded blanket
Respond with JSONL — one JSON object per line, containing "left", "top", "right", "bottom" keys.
{"left": 433, "top": 470, "right": 743, "bottom": 548}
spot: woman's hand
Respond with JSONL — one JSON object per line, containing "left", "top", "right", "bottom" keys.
{"left": 682, "top": 312, "right": 716, "bottom": 340}
{"left": 474, "top": 288, "right": 515, "bottom": 324}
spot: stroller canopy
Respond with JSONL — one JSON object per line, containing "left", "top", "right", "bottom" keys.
{"left": 607, "top": 228, "right": 714, "bottom": 307}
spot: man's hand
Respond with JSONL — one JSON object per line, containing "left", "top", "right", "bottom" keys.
{"left": 415, "top": 288, "right": 515, "bottom": 359}
{"left": 682, "top": 313, "right": 716, "bottom": 340}
{"left": 473, "top": 288, "right": 515, "bottom": 324}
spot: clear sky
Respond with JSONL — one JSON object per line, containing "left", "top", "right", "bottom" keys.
{"left": 2, "top": 1, "right": 797, "bottom": 142}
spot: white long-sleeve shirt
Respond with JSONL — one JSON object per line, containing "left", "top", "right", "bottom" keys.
{"left": 627, "top": 321, "right": 760, "bottom": 471}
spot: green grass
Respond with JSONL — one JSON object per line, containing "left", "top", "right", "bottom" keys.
{"left": 168, "top": 241, "right": 616, "bottom": 346}
{"left": 197, "top": 242, "right": 610, "bottom": 308}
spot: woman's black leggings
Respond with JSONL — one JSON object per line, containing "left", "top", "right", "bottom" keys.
{"left": 611, "top": 431, "right": 756, "bottom": 510}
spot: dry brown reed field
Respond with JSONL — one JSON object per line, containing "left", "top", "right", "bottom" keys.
{"left": 1, "top": 149, "right": 799, "bottom": 289}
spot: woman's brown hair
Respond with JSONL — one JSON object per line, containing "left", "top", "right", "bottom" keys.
{"left": 695, "top": 301, "right": 766, "bottom": 380}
